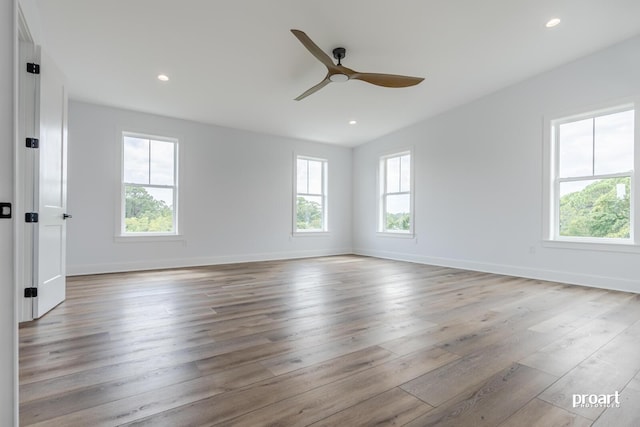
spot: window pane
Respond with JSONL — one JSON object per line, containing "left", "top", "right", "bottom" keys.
{"left": 123, "top": 136, "right": 149, "bottom": 184}
{"left": 150, "top": 140, "right": 175, "bottom": 186}
{"left": 386, "top": 157, "right": 400, "bottom": 193}
{"left": 400, "top": 154, "right": 411, "bottom": 192}
{"left": 385, "top": 193, "right": 410, "bottom": 232}
{"left": 559, "top": 118, "right": 593, "bottom": 178}
{"left": 124, "top": 185, "right": 174, "bottom": 233}
{"left": 308, "top": 160, "right": 323, "bottom": 194}
{"left": 594, "top": 110, "right": 634, "bottom": 175}
{"left": 296, "top": 195, "right": 323, "bottom": 231}
{"left": 297, "top": 159, "right": 308, "bottom": 194}
{"left": 559, "top": 177, "right": 630, "bottom": 238}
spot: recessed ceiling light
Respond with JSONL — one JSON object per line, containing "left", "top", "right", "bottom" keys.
{"left": 157, "top": 74, "right": 170, "bottom": 82}
{"left": 546, "top": 18, "right": 561, "bottom": 28}
{"left": 349, "top": 120, "right": 357, "bottom": 125}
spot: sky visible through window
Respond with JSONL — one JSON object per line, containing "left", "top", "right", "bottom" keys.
{"left": 558, "top": 109, "right": 634, "bottom": 196}
{"left": 385, "top": 154, "right": 410, "bottom": 214}
{"left": 297, "top": 158, "right": 323, "bottom": 195}
{"left": 123, "top": 136, "right": 175, "bottom": 205}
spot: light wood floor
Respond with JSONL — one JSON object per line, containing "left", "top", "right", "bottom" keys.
{"left": 19, "top": 255, "right": 640, "bottom": 426}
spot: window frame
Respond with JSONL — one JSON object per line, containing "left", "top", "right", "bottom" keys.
{"left": 118, "top": 131, "right": 180, "bottom": 238}
{"left": 543, "top": 100, "right": 639, "bottom": 250}
{"left": 378, "top": 149, "right": 414, "bottom": 236}
{"left": 293, "top": 154, "right": 328, "bottom": 234}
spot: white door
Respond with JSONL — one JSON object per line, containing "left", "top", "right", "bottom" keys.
{"left": 33, "top": 49, "right": 68, "bottom": 318}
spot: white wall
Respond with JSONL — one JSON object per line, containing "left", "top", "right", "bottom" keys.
{"left": 67, "top": 102, "right": 352, "bottom": 274}
{"left": 1, "top": 1, "right": 17, "bottom": 425}
{"left": 66, "top": 35, "right": 640, "bottom": 292}
{"left": 353, "top": 35, "right": 640, "bottom": 293}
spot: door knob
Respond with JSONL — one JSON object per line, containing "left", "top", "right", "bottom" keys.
{"left": 62, "top": 213, "right": 73, "bottom": 219}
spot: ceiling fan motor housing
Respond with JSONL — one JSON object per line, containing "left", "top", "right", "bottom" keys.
{"left": 332, "top": 47, "right": 346, "bottom": 63}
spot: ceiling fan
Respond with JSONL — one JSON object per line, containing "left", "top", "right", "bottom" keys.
{"left": 291, "top": 29, "right": 424, "bottom": 101}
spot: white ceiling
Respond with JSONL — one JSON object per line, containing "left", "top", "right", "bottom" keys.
{"left": 33, "top": 0, "right": 640, "bottom": 146}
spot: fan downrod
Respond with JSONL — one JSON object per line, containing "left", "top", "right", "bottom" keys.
{"left": 332, "top": 47, "right": 346, "bottom": 65}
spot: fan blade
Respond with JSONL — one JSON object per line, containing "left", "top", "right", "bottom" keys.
{"left": 350, "top": 72, "right": 424, "bottom": 88}
{"left": 294, "top": 76, "right": 331, "bottom": 101}
{"left": 291, "top": 29, "right": 338, "bottom": 71}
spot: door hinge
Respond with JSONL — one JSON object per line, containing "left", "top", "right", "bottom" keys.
{"left": 24, "top": 287, "right": 38, "bottom": 298}
{"left": 26, "top": 137, "right": 39, "bottom": 148}
{"left": 25, "top": 212, "right": 39, "bottom": 223}
{"left": 26, "top": 62, "right": 40, "bottom": 74}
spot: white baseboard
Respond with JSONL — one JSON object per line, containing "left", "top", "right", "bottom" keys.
{"left": 353, "top": 248, "right": 640, "bottom": 294}
{"left": 68, "top": 246, "right": 640, "bottom": 294}
{"left": 67, "top": 248, "right": 353, "bottom": 276}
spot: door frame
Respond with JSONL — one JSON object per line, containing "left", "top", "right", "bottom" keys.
{"left": 5, "top": 1, "right": 18, "bottom": 426}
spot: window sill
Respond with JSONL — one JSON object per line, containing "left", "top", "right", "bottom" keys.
{"left": 542, "top": 239, "right": 640, "bottom": 254}
{"left": 292, "top": 231, "right": 331, "bottom": 237}
{"left": 377, "top": 232, "right": 415, "bottom": 239}
{"left": 114, "top": 234, "right": 184, "bottom": 243}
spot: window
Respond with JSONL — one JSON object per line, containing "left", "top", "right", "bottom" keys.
{"left": 295, "top": 156, "right": 327, "bottom": 232}
{"left": 379, "top": 150, "right": 413, "bottom": 234}
{"left": 121, "top": 133, "right": 178, "bottom": 235}
{"left": 548, "top": 105, "right": 635, "bottom": 243}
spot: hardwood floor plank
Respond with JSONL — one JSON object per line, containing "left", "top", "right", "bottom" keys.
{"left": 434, "top": 290, "right": 588, "bottom": 358}
{"left": 379, "top": 309, "right": 506, "bottom": 356}
{"left": 520, "top": 318, "right": 628, "bottom": 376}
{"left": 20, "top": 362, "right": 202, "bottom": 424}
{"left": 19, "top": 332, "right": 271, "bottom": 386}
{"left": 498, "top": 398, "right": 592, "bottom": 427}
{"left": 593, "top": 387, "right": 640, "bottom": 427}
{"left": 258, "top": 316, "right": 435, "bottom": 376}
{"left": 403, "top": 364, "right": 557, "bottom": 427}
{"left": 597, "top": 294, "right": 640, "bottom": 325}
{"left": 120, "top": 346, "right": 396, "bottom": 426}
{"left": 19, "top": 331, "right": 111, "bottom": 359}
{"left": 27, "top": 362, "right": 274, "bottom": 427}
{"left": 627, "top": 370, "right": 640, "bottom": 391}
{"left": 308, "top": 388, "right": 433, "bottom": 427}
{"left": 18, "top": 255, "right": 640, "bottom": 426}
{"left": 213, "top": 347, "right": 459, "bottom": 427}
{"left": 528, "top": 309, "right": 599, "bottom": 334}
{"left": 400, "top": 328, "right": 563, "bottom": 407}
{"left": 538, "top": 319, "right": 640, "bottom": 420}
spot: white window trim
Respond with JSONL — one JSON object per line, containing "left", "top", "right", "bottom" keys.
{"left": 377, "top": 148, "right": 415, "bottom": 237}
{"left": 293, "top": 154, "right": 329, "bottom": 235}
{"left": 542, "top": 98, "right": 639, "bottom": 249}
{"left": 117, "top": 131, "right": 181, "bottom": 239}
{"left": 114, "top": 234, "right": 184, "bottom": 243}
